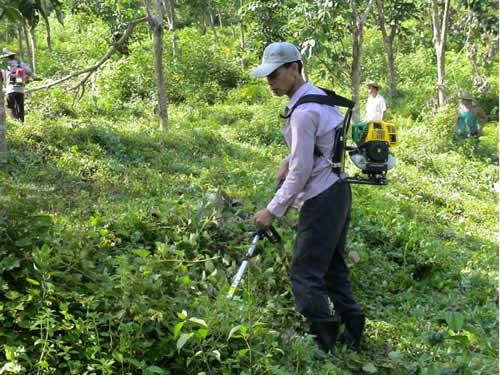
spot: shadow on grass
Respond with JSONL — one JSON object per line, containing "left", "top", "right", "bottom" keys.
{"left": 4, "top": 118, "right": 274, "bottom": 215}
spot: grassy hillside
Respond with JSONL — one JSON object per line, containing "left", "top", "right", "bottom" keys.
{"left": 0, "top": 18, "right": 498, "bottom": 375}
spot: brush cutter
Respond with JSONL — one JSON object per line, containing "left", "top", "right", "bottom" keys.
{"left": 226, "top": 226, "right": 281, "bottom": 299}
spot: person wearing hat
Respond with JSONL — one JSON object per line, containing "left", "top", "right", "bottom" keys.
{"left": 1, "top": 47, "right": 32, "bottom": 122}
{"left": 455, "top": 92, "right": 488, "bottom": 137}
{"left": 364, "top": 81, "right": 386, "bottom": 122}
{"left": 250, "top": 42, "right": 365, "bottom": 353}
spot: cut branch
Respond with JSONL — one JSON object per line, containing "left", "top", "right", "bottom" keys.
{"left": 25, "top": 17, "right": 148, "bottom": 94}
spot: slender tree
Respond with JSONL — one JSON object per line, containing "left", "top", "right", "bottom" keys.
{"left": 145, "top": 0, "right": 168, "bottom": 130}
{"left": 40, "top": 0, "right": 52, "bottom": 51}
{"left": 16, "top": 22, "right": 24, "bottom": 60}
{"left": 431, "top": 0, "right": 450, "bottom": 105}
{"left": 0, "top": 3, "right": 25, "bottom": 171}
{"left": 350, "top": 0, "right": 375, "bottom": 122}
{"left": 164, "top": 0, "right": 178, "bottom": 53}
{"left": 206, "top": 0, "right": 220, "bottom": 45}
{"left": 0, "top": 74, "right": 6, "bottom": 173}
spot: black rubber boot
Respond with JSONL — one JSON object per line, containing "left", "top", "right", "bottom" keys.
{"left": 340, "top": 312, "right": 365, "bottom": 352}
{"left": 309, "top": 319, "right": 340, "bottom": 353}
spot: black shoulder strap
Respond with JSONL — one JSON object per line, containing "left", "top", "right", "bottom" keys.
{"left": 280, "top": 87, "right": 354, "bottom": 119}
{"left": 279, "top": 87, "right": 354, "bottom": 174}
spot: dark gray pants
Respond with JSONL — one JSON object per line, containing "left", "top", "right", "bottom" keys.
{"left": 290, "top": 181, "right": 362, "bottom": 320}
{"left": 6, "top": 92, "right": 24, "bottom": 122}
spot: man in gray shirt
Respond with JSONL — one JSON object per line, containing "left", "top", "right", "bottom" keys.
{"left": 250, "top": 42, "right": 365, "bottom": 353}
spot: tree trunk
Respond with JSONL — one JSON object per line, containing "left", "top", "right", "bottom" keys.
{"left": 16, "top": 23, "right": 24, "bottom": 61}
{"left": 0, "top": 76, "right": 7, "bottom": 172}
{"left": 238, "top": 0, "right": 246, "bottom": 69}
{"left": 375, "top": 0, "right": 397, "bottom": 100}
{"left": 350, "top": 0, "right": 374, "bottom": 123}
{"left": 239, "top": 1, "right": 245, "bottom": 46}
{"left": 351, "top": 20, "right": 362, "bottom": 123}
{"left": 27, "top": 24, "right": 37, "bottom": 75}
{"left": 164, "top": 0, "right": 178, "bottom": 53}
{"left": 206, "top": 8, "right": 220, "bottom": 46}
{"left": 431, "top": 0, "right": 450, "bottom": 106}
{"left": 302, "top": 54, "right": 309, "bottom": 82}
{"left": 145, "top": 0, "right": 168, "bottom": 130}
{"left": 22, "top": 23, "right": 34, "bottom": 74}
{"left": 41, "top": 0, "right": 52, "bottom": 52}
{"left": 45, "top": 19, "right": 53, "bottom": 53}
{"left": 200, "top": 14, "right": 207, "bottom": 35}
{"left": 5, "top": 21, "right": 9, "bottom": 43}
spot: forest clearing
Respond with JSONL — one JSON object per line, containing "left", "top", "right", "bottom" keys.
{"left": 0, "top": 1, "right": 498, "bottom": 374}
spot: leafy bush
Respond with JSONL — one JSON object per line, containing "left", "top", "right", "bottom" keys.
{"left": 0, "top": 12, "right": 497, "bottom": 375}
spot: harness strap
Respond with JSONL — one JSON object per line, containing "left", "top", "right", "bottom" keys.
{"left": 280, "top": 88, "right": 354, "bottom": 119}
{"left": 280, "top": 88, "right": 354, "bottom": 175}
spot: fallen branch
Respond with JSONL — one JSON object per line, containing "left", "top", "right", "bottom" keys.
{"left": 25, "top": 16, "right": 148, "bottom": 94}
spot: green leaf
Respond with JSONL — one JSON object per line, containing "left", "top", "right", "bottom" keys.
{"left": 187, "top": 351, "right": 202, "bottom": 367}
{"left": 26, "top": 278, "right": 40, "bottom": 286}
{"left": 177, "top": 333, "right": 193, "bottom": 351}
{"left": 446, "top": 335, "right": 469, "bottom": 346}
{"left": 145, "top": 365, "right": 167, "bottom": 374}
{"left": 181, "top": 275, "right": 191, "bottom": 285}
{"left": 112, "top": 351, "right": 124, "bottom": 363}
{"left": 129, "top": 358, "right": 146, "bottom": 369}
{"left": 444, "top": 312, "right": 464, "bottom": 332}
{"left": 15, "top": 238, "right": 32, "bottom": 247}
{"left": 174, "top": 322, "right": 185, "bottom": 338}
{"left": 362, "top": 363, "right": 378, "bottom": 373}
{"left": 189, "top": 317, "right": 208, "bottom": 327}
{"left": 0, "top": 257, "right": 21, "bottom": 272}
{"left": 195, "top": 328, "right": 208, "bottom": 339}
{"left": 133, "top": 249, "right": 150, "bottom": 258}
{"left": 388, "top": 350, "right": 403, "bottom": 361}
{"left": 4, "top": 346, "right": 14, "bottom": 361}
{"left": 211, "top": 350, "right": 221, "bottom": 361}
{"left": 227, "top": 324, "right": 244, "bottom": 340}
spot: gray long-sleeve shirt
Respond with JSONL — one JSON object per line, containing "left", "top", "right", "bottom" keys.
{"left": 267, "top": 82, "right": 344, "bottom": 217}
{"left": 2, "top": 58, "right": 32, "bottom": 94}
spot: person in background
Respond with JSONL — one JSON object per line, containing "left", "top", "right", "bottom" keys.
{"left": 364, "top": 81, "right": 386, "bottom": 122}
{"left": 249, "top": 42, "right": 365, "bottom": 353}
{"left": 1, "top": 47, "right": 32, "bottom": 122}
{"left": 455, "top": 92, "right": 488, "bottom": 137}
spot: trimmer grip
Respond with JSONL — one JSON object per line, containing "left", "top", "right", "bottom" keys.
{"left": 259, "top": 226, "right": 281, "bottom": 243}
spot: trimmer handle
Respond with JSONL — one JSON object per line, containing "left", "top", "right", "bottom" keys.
{"left": 257, "top": 226, "right": 281, "bottom": 243}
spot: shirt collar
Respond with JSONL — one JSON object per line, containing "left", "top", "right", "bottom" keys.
{"left": 287, "top": 81, "right": 313, "bottom": 110}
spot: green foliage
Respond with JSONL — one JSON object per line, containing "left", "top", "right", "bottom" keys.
{"left": 165, "top": 28, "right": 247, "bottom": 105}
{"left": 0, "top": 8, "right": 498, "bottom": 375}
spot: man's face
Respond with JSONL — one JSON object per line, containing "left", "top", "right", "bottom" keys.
{"left": 266, "top": 64, "right": 295, "bottom": 97}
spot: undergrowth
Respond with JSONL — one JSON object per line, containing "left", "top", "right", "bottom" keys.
{"left": 0, "top": 15, "right": 498, "bottom": 375}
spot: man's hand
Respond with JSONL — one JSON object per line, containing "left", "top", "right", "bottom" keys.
{"left": 253, "top": 209, "right": 275, "bottom": 230}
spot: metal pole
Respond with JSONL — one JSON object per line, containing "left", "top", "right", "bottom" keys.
{"left": 226, "top": 233, "right": 261, "bottom": 299}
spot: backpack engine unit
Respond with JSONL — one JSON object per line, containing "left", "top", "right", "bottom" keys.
{"left": 282, "top": 88, "right": 398, "bottom": 185}
{"left": 348, "top": 120, "right": 398, "bottom": 185}
{"left": 8, "top": 62, "right": 25, "bottom": 87}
